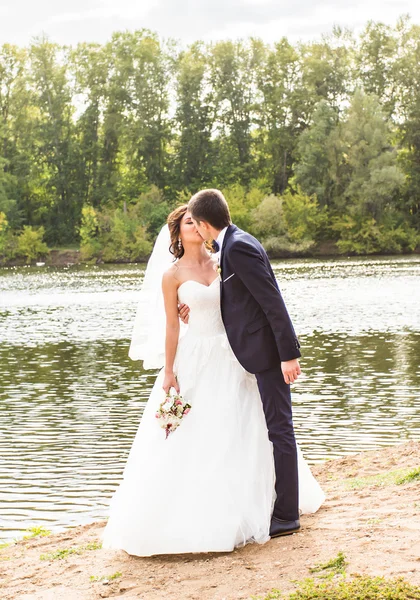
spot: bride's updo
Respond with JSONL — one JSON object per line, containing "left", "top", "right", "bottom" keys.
{"left": 167, "top": 204, "right": 188, "bottom": 259}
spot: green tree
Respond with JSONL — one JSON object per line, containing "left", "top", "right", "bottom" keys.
{"left": 71, "top": 42, "right": 109, "bottom": 209}
{"left": 209, "top": 39, "right": 263, "bottom": 186}
{"left": 29, "top": 37, "right": 79, "bottom": 244}
{"left": 301, "top": 26, "right": 354, "bottom": 109}
{"left": 393, "top": 18, "right": 420, "bottom": 229}
{"left": 356, "top": 20, "right": 398, "bottom": 115}
{"left": 341, "top": 89, "right": 405, "bottom": 219}
{"left": 0, "top": 44, "right": 29, "bottom": 228}
{"left": 173, "top": 43, "right": 216, "bottom": 191}
{"left": 0, "top": 21, "right": 419, "bottom": 261}
{"left": 294, "top": 100, "right": 342, "bottom": 207}
{"left": 120, "top": 31, "right": 172, "bottom": 196}
{"left": 256, "top": 38, "right": 306, "bottom": 194}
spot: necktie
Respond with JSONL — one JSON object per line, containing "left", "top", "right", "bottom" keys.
{"left": 211, "top": 239, "right": 220, "bottom": 253}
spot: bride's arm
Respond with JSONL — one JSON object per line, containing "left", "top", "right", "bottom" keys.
{"left": 161, "top": 269, "right": 181, "bottom": 395}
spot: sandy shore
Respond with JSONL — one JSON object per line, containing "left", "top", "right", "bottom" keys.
{"left": 1, "top": 441, "right": 419, "bottom": 600}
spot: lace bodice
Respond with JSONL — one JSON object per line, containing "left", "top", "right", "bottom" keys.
{"left": 177, "top": 277, "right": 225, "bottom": 337}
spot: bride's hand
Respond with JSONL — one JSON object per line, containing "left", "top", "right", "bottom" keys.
{"left": 163, "top": 371, "right": 180, "bottom": 395}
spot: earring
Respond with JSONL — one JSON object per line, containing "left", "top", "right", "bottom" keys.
{"left": 178, "top": 238, "right": 182, "bottom": 249}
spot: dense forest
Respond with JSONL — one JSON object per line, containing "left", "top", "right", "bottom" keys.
{"left": 1, "top": 16, "right": 420, "bottom": 263}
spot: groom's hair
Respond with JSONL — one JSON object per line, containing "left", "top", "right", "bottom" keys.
{"left": 189, "top": 189, "right": 231, "bottom": 230}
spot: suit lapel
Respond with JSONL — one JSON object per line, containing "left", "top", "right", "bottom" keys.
{"left": 221, "top": 224, "right": 237, "bottom": 258}
{"left": 219, "top": 224, "right": 237, "bottom": 304}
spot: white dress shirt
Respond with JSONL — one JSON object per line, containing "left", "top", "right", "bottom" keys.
{"left": 214, "top": 226, "right": 228, "bottom": 262}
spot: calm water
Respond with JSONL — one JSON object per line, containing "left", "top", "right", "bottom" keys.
{"left": 1, "top": 256, "right": 419, "bottom": 541}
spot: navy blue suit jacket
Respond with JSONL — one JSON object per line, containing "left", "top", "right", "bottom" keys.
{"left": 220, "top": 224, "right": 301, "bottom": 374}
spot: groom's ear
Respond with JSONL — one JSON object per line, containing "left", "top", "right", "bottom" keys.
{"left": 199, "top": 220, "right": 210, "bottom": 231}
{"left": 200, "top": 221, "right": 214, "bottom": 239}
{"left": 193, "top": 216, "right": 207, "bottom": 231}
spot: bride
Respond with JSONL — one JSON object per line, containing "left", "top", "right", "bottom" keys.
{"left": 101, "top": 205, "right": 325, "bottom": 557}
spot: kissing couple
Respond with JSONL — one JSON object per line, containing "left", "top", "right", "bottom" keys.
{"left": 102, "top": 189, "right": 325, "bottom": 556}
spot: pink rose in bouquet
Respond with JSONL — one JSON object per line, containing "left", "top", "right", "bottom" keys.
{"left": 155, "top": 392, "right": 191, "bottom": 439}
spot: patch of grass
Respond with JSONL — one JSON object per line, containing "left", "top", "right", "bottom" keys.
{"left": 1, "top": 526, "right": 52, "bottom": 549}
{"left": 23, "top": 526, "right": 51, "bottom": 539}
{"left": 366, "top": 517, "right": 382, "bottom": 526}
{"left": 344, "top": 465, "right": 420, "bottom": 490}
{"left": 255, "top": 575, "right": 420, "bottom": 599}
{"left": 288, "top": 575, "right": 420, "bottom": 599}
{"left": 90, "top": 571, "right": 122, "bottom": 583}
{"left": 40, "top": 541, "right": 102, "bottom": 561}
{"left": 0, "top": 542, "right": 11, "bottom": 550}
{"left": 396, "top": 466, "right": 420, "bottom": 485}
{"left": 251, "top": 591, "right": 283, "bottom": 600}
{"left": 50, "top": 244, "right": 80, "bottom": 251}
{"left": 309, "top": 551, "right": 347, "bottom": 575}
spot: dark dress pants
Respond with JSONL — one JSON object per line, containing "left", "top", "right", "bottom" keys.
{"left": 255, "top": 364, "right": 299, "bottom": 522}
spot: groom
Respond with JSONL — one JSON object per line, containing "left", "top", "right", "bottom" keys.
{"left": 182, "top": 189, "right": 302, "bottom": 537}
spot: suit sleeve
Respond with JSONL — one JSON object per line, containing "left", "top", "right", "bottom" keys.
{"left": 229, "top": 239, "right": 301, "bottom": 362}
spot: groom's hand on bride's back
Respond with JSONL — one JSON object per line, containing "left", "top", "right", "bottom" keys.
{"left": 178, "top": 303, "right": 190, "bottom": 324}
{"left": 178, "top": 302, "right": 300, "bottom": 383}
{"left": 281, "top": 359, "right": 301, "bottom": 385}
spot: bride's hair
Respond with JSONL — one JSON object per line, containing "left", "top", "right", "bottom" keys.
{"left": 167, "top": 204, "right": 188, "bottom": 259}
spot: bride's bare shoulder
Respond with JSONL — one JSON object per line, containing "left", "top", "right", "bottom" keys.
{"left": 162, "top": 263, "right": 180, "bottom": 287}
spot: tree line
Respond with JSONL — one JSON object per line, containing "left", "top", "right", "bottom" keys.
{"left": 1, "top": 16, "right": 420, "bottom": 263}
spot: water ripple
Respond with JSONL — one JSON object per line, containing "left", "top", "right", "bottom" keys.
{"left": 0, "top": 256, "right": 419, "bottom": 541}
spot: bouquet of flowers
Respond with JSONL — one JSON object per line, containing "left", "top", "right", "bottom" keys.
{"left": 155, "top": 392, "right": 191, "bottom": 439}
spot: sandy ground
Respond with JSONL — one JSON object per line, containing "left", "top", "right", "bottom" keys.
{"left": 1, "top": 441, "right": 419, "bottom": 600}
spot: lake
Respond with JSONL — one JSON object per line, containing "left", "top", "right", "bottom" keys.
{"left": 1, "top": 255, "right": 419, "bottom": 541}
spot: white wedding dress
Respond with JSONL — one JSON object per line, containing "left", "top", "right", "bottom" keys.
{"left": 101, "top": 277, "right": 325, "bottom": 556}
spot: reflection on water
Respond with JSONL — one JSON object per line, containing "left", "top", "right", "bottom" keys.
{"left": 1, "top": 255, "right": 419, "bottom": 540}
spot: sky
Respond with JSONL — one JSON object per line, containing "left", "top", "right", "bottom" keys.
{"left": 0, "top": 0, "right": 419, "bottom": 47}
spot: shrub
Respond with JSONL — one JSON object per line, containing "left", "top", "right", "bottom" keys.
{"left": 223, "top": 184, "right": 266, "bottom": 232}
{"left": 79, "top": 205, "right": 101, "bottom": 261}
{"left": 99, "top": 208, "right": 151, "bottom": 262}
{"left": 17, "top": 225, "right": 49, "bottom": 264}
{"left": 0, "top": 212, "right": 19, "bottom": 262}
{"left": 79, "top": 203, "right": 152, "bottom": 263}
{"left": 251, "top": 194, "right": 285, "bottom": 238}
{"left": 0, "top": 211, "right": 8, "bottom": 256}
{"left": 331, "top": 214, "right": 381, "bottom": 254}
{"left": 331, "top": 211, "right": 420, "bottom": 255}
{"left": 282, "top": 187, "right": 328, "bottom": 243}
{"left": 251, "top": 189, "right": 326, "bottom": 256}
{"left": 136, "top": 186, "right": 170, "bottom": 238}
